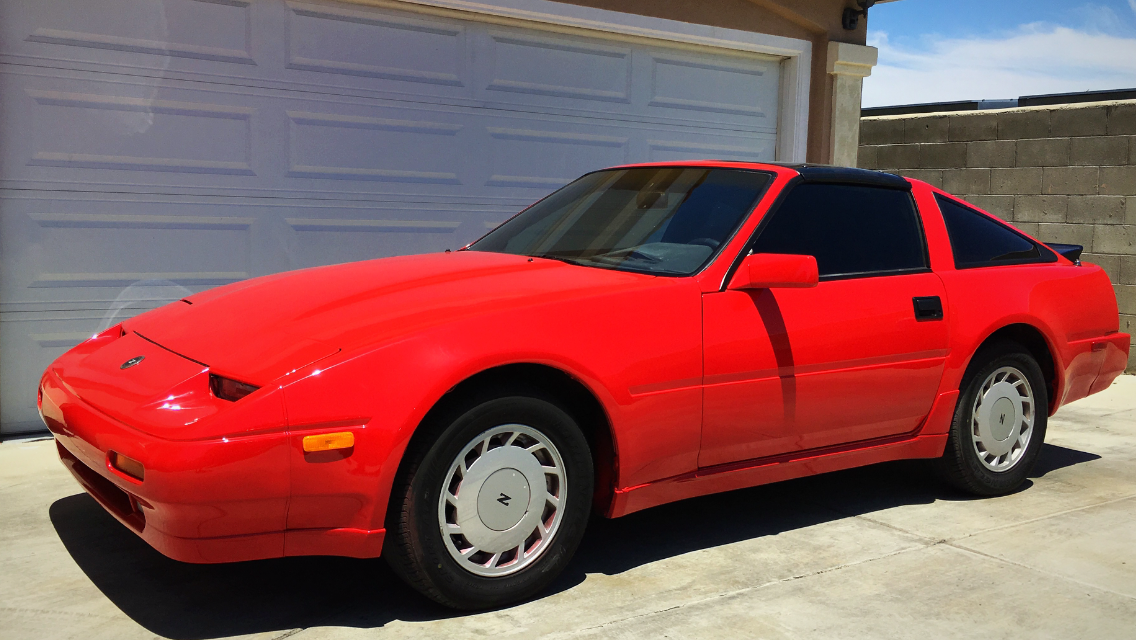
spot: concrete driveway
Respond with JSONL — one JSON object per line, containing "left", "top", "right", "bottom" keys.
{"left": 3, "top": 376, "right": 1135, "bottom": 640}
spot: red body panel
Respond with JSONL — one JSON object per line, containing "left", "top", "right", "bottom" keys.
{"left": 40, "top": 163, "right": 1129, "bottom": 563}
{"left": 41, "top": 366, "right": 290, "bottom": 562}
{"left": 914, "top": 182, "right": 1127, "bottom": 411}
{"left": 701, "top": 272, "right": 949, "bottom": 466}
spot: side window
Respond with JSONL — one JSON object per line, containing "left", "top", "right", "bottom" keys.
{"left": 935, "top": 195, "right": 1055, "bottom": 268}
{"left": 749, "top": 183, "right": 928, "bottom": 278}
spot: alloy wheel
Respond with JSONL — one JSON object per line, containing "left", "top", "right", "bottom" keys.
{"left": 970, "top": 365, "right": 1036, "bottom": 472}
{"left": 437, "top": 424, "right": 566, "bottom": 577}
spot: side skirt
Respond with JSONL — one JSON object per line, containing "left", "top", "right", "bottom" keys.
{"left": 606, "top": 390, "right": 958, "bottom": 518}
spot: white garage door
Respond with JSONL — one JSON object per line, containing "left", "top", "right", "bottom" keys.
{"left": 0, "top": 0, "right": 791, "bottom": 434}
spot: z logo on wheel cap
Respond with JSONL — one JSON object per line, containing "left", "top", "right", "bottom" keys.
{"left": 120, "top": 356, "right": 145, "bottom": 369}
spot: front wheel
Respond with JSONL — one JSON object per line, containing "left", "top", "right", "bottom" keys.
{"left": 937, "top": 341, "right": 1048, "bottom": 496}
{"left": 384, "top": 394, "right": 593, "bottom": 609}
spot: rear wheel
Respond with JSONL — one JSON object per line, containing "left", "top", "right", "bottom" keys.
{"left": 384, "top": 393, "right": 593, "bottom": 609}
{"left": 938, "top": 341, "right": 1048, "bottom": 496}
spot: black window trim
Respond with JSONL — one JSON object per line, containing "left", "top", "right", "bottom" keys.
{"left": 934, "top": 194, "right": 1059, "bottom": 270}
{"left": 469, "top": 165, "right": 778, "bottom": 279}
{"left": 720, "top": 178, "right": 931, "bottom": 290}
{"left": 819, "top": 265, "right": 933, "bottom": 282}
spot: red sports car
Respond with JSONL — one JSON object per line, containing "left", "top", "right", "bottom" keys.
{"left": 40, "top": 162, "right": 1128, "bottom": 609}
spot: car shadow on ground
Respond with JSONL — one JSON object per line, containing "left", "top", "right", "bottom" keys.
{"left": 50, "top": 443, "right": 1099, "bottom": 640}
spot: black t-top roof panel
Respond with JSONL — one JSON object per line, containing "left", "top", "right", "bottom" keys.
{"left": 789, "top": 164, "right": 911, "bottom": 189}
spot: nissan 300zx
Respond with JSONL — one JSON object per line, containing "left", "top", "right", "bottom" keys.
{"left": 40, "top": 162, "right": 1129, "bottom": 608}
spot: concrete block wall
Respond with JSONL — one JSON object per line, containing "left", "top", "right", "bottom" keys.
{"left": 859, "top": 100, "right": 1136, "bottom": 372}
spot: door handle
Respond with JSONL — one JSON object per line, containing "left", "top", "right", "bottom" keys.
{"left": 913, "top": 296, "right": 943, "bottom": 321}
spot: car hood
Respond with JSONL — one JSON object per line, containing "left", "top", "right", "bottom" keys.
{"left": 127, "top": 251, "right": 656, "bottom": 385}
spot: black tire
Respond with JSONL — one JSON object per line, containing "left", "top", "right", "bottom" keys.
{"left": 384, "top": 391, "right": 593, "bottom": 610}
{"left": 937, "top": 341, "right": 1048, "bottom": 496}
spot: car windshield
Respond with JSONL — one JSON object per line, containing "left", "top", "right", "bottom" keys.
{"left": 469, "top": 167, "right": 773, "bottom": 276}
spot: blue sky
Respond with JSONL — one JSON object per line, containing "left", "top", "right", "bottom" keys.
{"left": 863, "top": 0, "right": 1136, "bottom": 106}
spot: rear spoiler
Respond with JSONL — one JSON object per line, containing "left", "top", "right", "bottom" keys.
{"left": 1047, "top": 243, "right": 1083, "bottom": 265}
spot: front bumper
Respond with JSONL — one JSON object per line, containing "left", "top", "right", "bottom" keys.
{"left": 39, "top": 368, "right": 291, "bottom": 563}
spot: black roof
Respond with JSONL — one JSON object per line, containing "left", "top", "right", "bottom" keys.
{"left": 787, "top": 164, "right": 911, "bottom": 189}
{"left": 609, "top": 160, "right": 911, "bottom": 190}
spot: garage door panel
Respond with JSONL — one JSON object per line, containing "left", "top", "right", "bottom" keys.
{"left": 1, "top": 192, "right": 505, "bottom": 303}
{"left": 647, "top": 135, "right": 776, "bottom": 164}
{"left": 5, "top": 65, "right": 776, "bottom": 203}
{"left": 286, "top": 214, "right": 479, "bottom": 270}
{"left": 286, "top": 109, "right": 464, "bottom": 185}
{"left": 2, "top": 70, "right": 477, "bottom": 198}
{"left": 1, "top": 194, "right": 494, "bottom": 310}
{"left": 647, "top": 53, "right": 780, "bottom": 123}
{"left": 483, "top": 32, "right": 632, "bottom": 104}
{"left": 9, "top": 0, "right": 255, "bottom": 69}
{"left": 5, "top": 0, "right": 473, "bottom": 99}
{"left": 28, "top": 223, "right": 251, "bottom": 288}
{"left": 1, "top": 71, "right": 265, "bottom": 190}
{"left": 484, "top": 125, "right": 630, "bottom": 190}
{"left": 4, "top": 0, "right": 785, "bottom": 132}
{"left": 281, "top": 200, "right": 507, "bottom": 267}
{"left": 1, "top": 197, "right": 253, "bottom": 302}
{"left": 26, "top": 89, "right": 255, "bottom": 176}
{"left": 286, "top": 0, "right": 469, "bottom": 91}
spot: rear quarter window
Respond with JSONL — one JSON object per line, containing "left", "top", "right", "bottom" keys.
{"left": 935, "top": 195, "right": 1056, "bottom": 268}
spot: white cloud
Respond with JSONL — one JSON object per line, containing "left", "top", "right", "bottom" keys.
{"left": 863, "top": 26, "right": 1136, "bottom": 107}
{"left": 1078, "top": 3, "right": 1126, "bottom": 34}
{"left": 1130, "top": 0, "right": 1136, "bottom": 16}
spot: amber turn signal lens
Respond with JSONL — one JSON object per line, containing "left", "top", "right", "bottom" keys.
{"left": 303, "top": 432, "right": 355, "bottom": 453}
{"left": 109, "top": 451, "right": 145, "bottom": 482}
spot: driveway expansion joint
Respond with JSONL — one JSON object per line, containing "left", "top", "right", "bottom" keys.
{"left": 548, "top": 543, "right": 938, "bottom": 639}
{"left": 945, "top": 541, "right": 1136, "bottom": 602}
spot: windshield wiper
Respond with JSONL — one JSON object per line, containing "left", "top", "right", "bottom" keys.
{"left": 531, "top": 253, "right": 681, "bottom": 276}
{"left": 532, "top": 253, "right": 588, "bottom": 266}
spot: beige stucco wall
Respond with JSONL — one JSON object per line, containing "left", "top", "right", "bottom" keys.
{"left": 859, "top": 101, "right": 1136, "bottom": 372}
